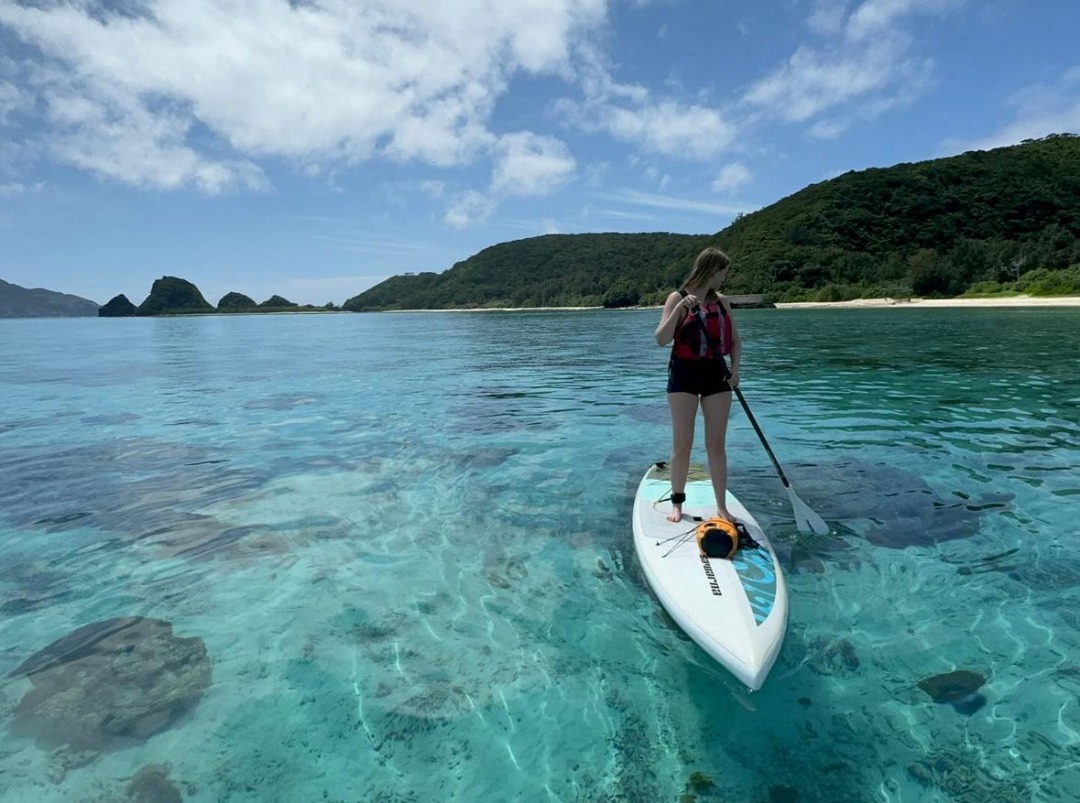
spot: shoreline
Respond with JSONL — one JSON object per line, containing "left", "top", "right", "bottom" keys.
{"left": 374, "top": 294, "right": 1080, "bottom": 313}
{"left": 773, "top": 295, "right": 1080, "bottom": 309}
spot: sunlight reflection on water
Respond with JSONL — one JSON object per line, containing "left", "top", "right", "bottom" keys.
{"left": 0, "top": 308, "right": 1078, "bottom": 801}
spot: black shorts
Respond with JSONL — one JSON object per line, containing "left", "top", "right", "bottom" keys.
{"left": 667, "top": 356, "right": 731, "bottom": 397}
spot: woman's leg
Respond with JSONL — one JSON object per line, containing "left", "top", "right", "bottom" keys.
{"left": 701, "top": 391, "right": 734, "bottom": 521}
{"left": 667, "top": 392, "right": 699, "bottom": 522}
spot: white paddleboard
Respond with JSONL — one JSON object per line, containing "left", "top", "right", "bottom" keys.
{"left": 632, "top": 462, "right": 788, "bottom": 690}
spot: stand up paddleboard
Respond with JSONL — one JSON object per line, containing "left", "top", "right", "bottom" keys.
{"left": 632, "top": 462, "right": 788, "bottom": 691}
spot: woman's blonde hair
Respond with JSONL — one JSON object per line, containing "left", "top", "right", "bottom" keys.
{"left": 681, "top": 247, "right": 731, "bottom": 299}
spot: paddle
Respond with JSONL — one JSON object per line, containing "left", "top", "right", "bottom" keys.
{"left": 729, "top": 385, "right": 829, "bottom": 534}
{"left": 692, "top": 307, "right": 830, "bottom": 535}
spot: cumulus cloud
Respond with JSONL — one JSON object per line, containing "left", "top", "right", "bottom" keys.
{"left": 554, "top": 43, "right": 737, "bottom": 159}
{"left": 846, "top": 0, "right": 966, "bottom": 42}
{"left": 807, "top": 0, "right": 849, "bottom": 36}
{"left": 0, "top": 77, "right": 23, "bottom": 123}
{"left": 0, "top": 0, "right": 606, "bottom": 191}
{"left": 742, "top": 0, "right": 955, "bottom": 129}
{"left": 942, "top": 67, "right": 1080, "bottom": 153}
{"left": 743, "top": 42, "right": 907, "bottom": 123}
{"left": 0, "top": 139, "right": 29, "bottom": 175}
{"left": 712, "top": 162, "right": 752, "bottom": 193}
{"left": 418, "top": 180, "right": 448, "bottom": 199}
{"left": 445, "top": 189, "right": 497, "bottom": 229}
{"left": 808, "top": 119, "right": 848, "bottom": 140}
{"left": 0, "top": 0, "right": 988, "bottom": 228}
{"left": 442, "top": 131, "right": 576, "bottom": 229}
{"left": 601, "top": 101, "right": 736, "bottom": 158}
{"left": 491, "top": 132, "right": 576, "bottom": 197}
{"left": 0, "top": 180, "right": 44, "bottom": 197}
{"left": 42, "top": 79, "right": 267, "bottom": 193}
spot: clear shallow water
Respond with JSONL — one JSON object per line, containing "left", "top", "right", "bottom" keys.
{"left": 1, "top": 308, "right": 1078, "bottom": 802}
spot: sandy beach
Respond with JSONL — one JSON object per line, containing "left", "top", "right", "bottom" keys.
{"left": 775, "top": 295, "right": 1080, "bottom": 309}
{"left": 368, "top": 295, "right": 1080, "bottom": 312}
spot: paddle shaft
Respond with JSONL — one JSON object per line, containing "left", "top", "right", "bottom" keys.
{"left": 690, "top": 307, "right": 793, "bottom": 489}
{"left": 667, "top": 305, "right": 829, "bottom": 534}
{"left": 684, "top": 306, "right": 829, "bottom": 534}
{"left": 731, "top": 386, "right": 794, "bottom": 490}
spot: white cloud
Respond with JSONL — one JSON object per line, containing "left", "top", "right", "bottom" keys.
{"left": 642, "top": 165, "right": 672, "bottom": 191}
{"left": 741, "top": 0, "right": 955, "bottom": 129}
{"left": 0, "top": 0, "right": 606, "bottom": 191}
{"left": 942, "top": 67, "right": 1080, "bottom": 153}
{"left": 602, "top": 101, "right": 736, "bottom": 158}
{"left": 807, "top": 1, "right": 850, "bottom": 35}
{"left": 0, "top": 138, "right": 30, "bottom": 175}
{"left": 712, "top": 162, "right": 752, "bottom": 193}
{"left": 743, "top": 37, "right": 926, "bottom": 123}
{"left": 0, "top": 180, "right": 45, "bottom": 197}
{"left": 803, "top": 56, "right": 933, "bottom": 138}
{"left": 445, "top": 190, "right": 497, "bottom": 229}
{"left": 437, "top": 131, "right": 576, "bottom": 229}
{"left": 419, "top": 180, "right": 447, "bottom": 199}
{"left": 846, "top": 0, "right": 965, "bottom": 42}
{"left": 600, "top": 188, "right": 752, "bottom": 217}
{"left": 807, "top": 119, "right": 844, "bottom": 139}
{"left": 580, "top": 205, "right": 657, "bottom": 223}
{"left": 491, "top": 132, "right": 576, "bottom": 197}
{"left": 0, "top": 77, "right": 24, "bottom": 123}
{"left": 41, "top": 80, "right": 267, "bottom": 193}
{"left": 583, "top": 161, "right": 610, "bottom": 188}
{"left": 555, "top": 43, "right": 737, "bottom": 159}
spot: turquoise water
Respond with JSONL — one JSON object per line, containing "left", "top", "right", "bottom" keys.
{"left": 1, "top": 308, "right": 1078, "bottom": 802}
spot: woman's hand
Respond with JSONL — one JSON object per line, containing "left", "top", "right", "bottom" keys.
{"left": 728, "top": 367, "right": 740, "bottom": 388}
{"left": 680, "top": 293, "right": 700, "bottom": 312}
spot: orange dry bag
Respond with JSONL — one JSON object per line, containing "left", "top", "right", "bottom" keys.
{"left": 695, "top": 517, "right": 740, "bottom": 559}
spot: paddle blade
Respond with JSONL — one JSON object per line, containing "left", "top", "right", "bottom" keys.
{"left": 786, "top": 485, "right": 830, "bottom": 535}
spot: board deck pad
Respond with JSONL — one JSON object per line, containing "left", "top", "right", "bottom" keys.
{"left": 632, "top": 463, "right": 788, "bottom": 690}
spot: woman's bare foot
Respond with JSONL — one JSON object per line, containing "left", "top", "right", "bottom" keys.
{"left": 667, "top": 504, "right": 683, "bottom": 523}
{"left": 716, "top": 507, "right": 736, "bottom": 523}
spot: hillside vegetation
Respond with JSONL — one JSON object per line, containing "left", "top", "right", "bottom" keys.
{"left": 0, "top": 279, "right": 99, "bottom": 317}
{"left": 344, "top": 134, "right": 1080, "bottom": 311}
{"left": 346, "top": 233, "right": 715, "bottom": 311}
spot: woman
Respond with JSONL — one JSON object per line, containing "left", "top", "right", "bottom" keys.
{"left": 654, "top": 247, "right": 741, "bottom": 523}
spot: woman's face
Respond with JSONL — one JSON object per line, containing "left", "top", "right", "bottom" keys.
{"left": 710, "top": 268, "right": 729, "bottom": 290}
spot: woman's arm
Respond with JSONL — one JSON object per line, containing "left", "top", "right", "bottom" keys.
{"left": 655, "top": 291, "right": 692, "bottom": 346}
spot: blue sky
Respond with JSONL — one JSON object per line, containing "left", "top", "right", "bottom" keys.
{"left": 1, "top": 0, "right": 1078, "bottom": 306}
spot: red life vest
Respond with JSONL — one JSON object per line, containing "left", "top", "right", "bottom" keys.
{"left": 672, "top": 292, "right": 732, "bottom": 360}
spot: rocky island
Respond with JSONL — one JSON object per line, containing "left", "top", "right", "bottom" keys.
{"left": 99, "top": 277, "right": 335, "bottom": 316}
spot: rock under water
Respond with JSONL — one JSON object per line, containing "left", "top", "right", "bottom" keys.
{"left": 797, "top": 459, "right": 1013, "bottom": 549}
{"left": 917, "top": 669, "right": 988, "bottom": 715}
{"left": 127, "top": 763, "right": 183, "bottom": 803}
{"left": 7, "top": 616, "right": 212, "bottom": 753}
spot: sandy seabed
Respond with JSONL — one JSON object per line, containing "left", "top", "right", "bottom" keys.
{"left": 775, "top": 294, "right": 1080, "bottom": 309}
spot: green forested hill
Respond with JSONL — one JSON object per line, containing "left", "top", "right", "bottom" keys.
{"left": 345, "top": 232, "right": 716, "bottom": 311}
{"left": 0, "top": 279, "right": 99, "bottom": 318}
{"left": 345, "top": 134, "right": 1080, "bottom": 310}
{"left": 717, "top": 133, "right": 1080, "bottom": 300}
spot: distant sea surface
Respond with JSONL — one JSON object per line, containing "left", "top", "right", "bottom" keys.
{"left": 1, "top": 308, "right": 1079, "bottom": 802}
